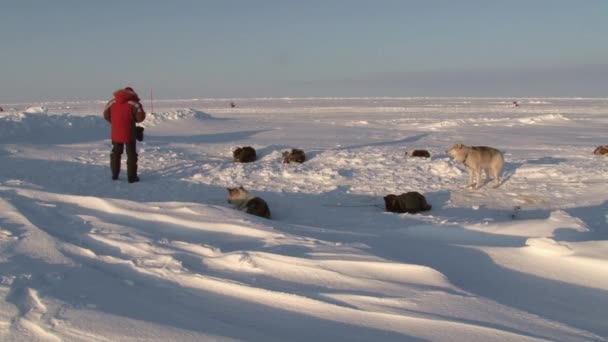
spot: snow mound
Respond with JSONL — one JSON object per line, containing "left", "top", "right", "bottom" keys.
{"left": 0, "top": 111, "right": 26, "bottom": 121}
{"left": 525, "top": 238, "right": 574, "bottom": 256}
{"left": 143, "top": 108, "right": 215, "bottom": 126}
{"left": 0, "top": 113, "right": 107, "bottom": 144}
{"left": 517, "top": 114, "right": 570, "bottom": 125}
{"left": 467, "top": 210, "right": 588, "bottom": 238}
{"left": 23, "top": 106, "right": 48, "bottom": 114}
{"left": 420, "top": 119, "right": 463, "bottom": 130}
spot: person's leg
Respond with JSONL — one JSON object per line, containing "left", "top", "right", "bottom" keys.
{"left": 126, "top": 142, "right": 139, "bottom": 183}
{"left": 110, "top": 142, "right": 124, "bottom": 180}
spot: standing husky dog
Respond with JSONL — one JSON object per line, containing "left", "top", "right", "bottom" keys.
{"left": 227, "top": 186, "right": 271, "bottom": 219}
{"left": 447, "top": 143, "right": 504, "bottom": 189}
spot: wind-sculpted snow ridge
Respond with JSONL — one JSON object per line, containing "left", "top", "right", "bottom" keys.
{"left": 418, "top": 113, "right": 572, "bottom": 130}
{"left": 517, "top": 113, "right": 570, "bottom": 124}
{"left": 0, "top": 187, "right": 602, "bottom": 342}
{"left": 143, "top": 108, "right": 215, "bottom": 127}
{"left": 0, "top": 112, "right": 107, "bottom": 144}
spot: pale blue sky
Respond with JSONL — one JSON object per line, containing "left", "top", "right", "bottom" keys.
{"left": 1, "top": 0, "right": 607, "bottom": 102}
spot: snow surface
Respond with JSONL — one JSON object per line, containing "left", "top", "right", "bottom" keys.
{"left": 0, "top": 97, "right": 607, "bottom": 341}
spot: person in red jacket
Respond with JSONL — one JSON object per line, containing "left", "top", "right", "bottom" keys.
{"left": 104, "top": 87, "right": 145, "bottom": 122}
{"left": 103, "top": 88, "right": 146, "bottom": 183}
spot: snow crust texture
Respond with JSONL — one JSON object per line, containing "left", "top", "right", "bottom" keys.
{"left": 1, "top": 97, "right": 607, "bottom": 341}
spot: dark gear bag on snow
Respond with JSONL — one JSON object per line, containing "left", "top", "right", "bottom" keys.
{"left": 135, "top": 126, "right": 144, "bottom": 142}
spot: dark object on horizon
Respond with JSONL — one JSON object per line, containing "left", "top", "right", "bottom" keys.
{"left": 0, "top": 106, "right": 3, "bottom": 112}
{"left": 233, "top": 146, "right": 257, "bottom": 163}
{"left": 384, "top": 192, "right": 432, "bottom": 214}
{"left": 409, "top": 149, "right": 430, "bottom": 158}
{"left": 593, "top": 145, "right": 608, "bottom": 155}
{"left": 230, "top": 101, "right": 236, "bottom": 108}
{"left": 513, "top": 101, "right": 520, "bottom": 107}
{"left": 282, "top": 149, "right": 306, "bottom": 163}
{"left": 135, "top": 126, "right": 144, "bottom": 142}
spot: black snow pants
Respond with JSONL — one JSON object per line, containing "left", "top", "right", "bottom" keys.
{"left": 110, "top": 141, "right": 138, "bottom": 183}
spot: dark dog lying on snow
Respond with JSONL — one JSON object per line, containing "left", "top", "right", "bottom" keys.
{"left": 593, "top": 145, "right": 608, "bottom": 155}
{"left": 408, "top": 149, "right": 430, "bottom": 158}
{"left": 282, "top": 149, "right": 306, "bottom": 163}
{"left": 233, "top": 146, "right": 257, "bottom": 163}
{"left": 227, "top": 186, "right": 271, "bottom": 219}
{"left": 384, "top": 192, "right": 432, "bottom": 214}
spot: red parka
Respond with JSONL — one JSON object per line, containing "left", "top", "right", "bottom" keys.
{"left": 103, "top": 89, "right": 145, "bottom": 143}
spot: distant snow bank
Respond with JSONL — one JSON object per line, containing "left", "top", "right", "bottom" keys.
{"left": 24, "top": 106, "right": 48, "bottom": 114}
{"left": 420, "top": 113, "right": 571, "bottom": 130}
{"left": 517, "top": 113, "right": 570, "bottom": 124}
{"left": 0, "top": 112, "right": 107, "bottom": 144}
{"left": 0, "top": 108, "right": 214, "bottom": 143}
{"left": 143, "top": 108, "right": 215, "bottom": 126}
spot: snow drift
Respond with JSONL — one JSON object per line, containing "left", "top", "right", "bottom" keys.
{"left": 0, "top": 97, "right": 607, "bottom": 341}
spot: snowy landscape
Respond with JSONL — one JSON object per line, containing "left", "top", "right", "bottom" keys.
{"left": 0, "top": 97, "right": 607, "bottom": 341}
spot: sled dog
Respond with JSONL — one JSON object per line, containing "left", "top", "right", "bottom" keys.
{"left": 409, "top": 149, "right": 431, "bottom": 158}
{"left": 227, "top": 186, "right": 271, "bottom": 219}
{"left": 384, "top": 192, "right": 432, "bottom": 214}
{"left": 593, "top": 145, "right": 608, "bottom": 155}
{"left": 447, "top": 143, "right": 504, "bottom": 189}
{"left": 282, "top": 148, "right": 306, "bottom": 163}
{"left": 233, "top": 146, "right": 257, "bottom": 163}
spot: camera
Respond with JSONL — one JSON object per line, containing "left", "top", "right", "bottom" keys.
{"left": 135, "top": 126, "right": 144, "bottom": 142}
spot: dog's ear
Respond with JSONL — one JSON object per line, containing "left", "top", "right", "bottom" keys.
{"left": 383, "top": 195, "right": 396, "bottom": 209}
{"left": 453, "top": 143, "right": 463, "bottom": 149}
{"left": 383, "top": 196, "right": 391, "bottom": 209}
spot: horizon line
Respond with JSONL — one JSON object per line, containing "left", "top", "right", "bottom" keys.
{"left": 2, "top": 95, "right": 608, "bottom": 106}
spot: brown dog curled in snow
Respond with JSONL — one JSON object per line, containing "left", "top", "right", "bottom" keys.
{"left": 593, "top": 145, "right": 608, "bottom": 155}
{"left": 383, "top": 192, "right": 432, "bottom": 214}
{"left": 233, "top": 146, "right": 257, "bottom": 163}
{"left": 282, "top": 148, "right": 306, "bottom": 163}
{"left": 227, "top": 186, "right": 271, "bottom": 219}
{"left": 408, "top": 149, "right": 431, "bottom": 158}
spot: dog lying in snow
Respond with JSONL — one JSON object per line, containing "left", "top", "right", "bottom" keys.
{"left": 227, "top": 186, "right": 271, "bottom": 219}
{"left": 447, "top": 143, "right": 504, "bottom": 189}
{"left": 233, "top": 146, "right": 257, "bottom": 163}
{"left": 282, "top": 148, "right": 306, "bottom": 163}
{"left": 408, "top": 149, "right": 431, "bottom": 158}
{"left": 593, "top": 145, "right": 608, "bottom": 155}
{"left": 384, "top": 192, "right": 432, "bottom": 214}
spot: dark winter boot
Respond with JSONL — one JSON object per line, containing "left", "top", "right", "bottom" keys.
{"left": 110, "top": 153, "right": 121, "bottom": 180}
{"left": 127, "top": 160, "right": 139, "bottom": 183}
